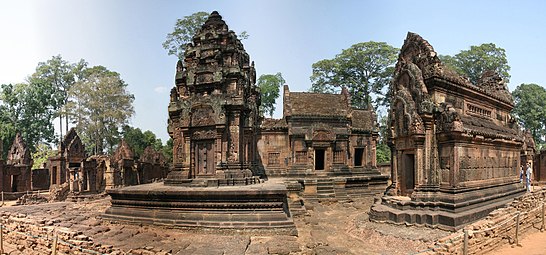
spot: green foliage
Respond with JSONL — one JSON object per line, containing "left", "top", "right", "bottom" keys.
{"left": 0, "top": 81, "right": 58, "bottom": 154}
{"left": 376, "top": 143, "right": 391, "bottom": 164}
{"left": 310, "top": 41, "right": 398, "bottom": 110}
{"left": 29, "top": 55, "right": 81, "bottom": 139}
{"left": 439, "top": 43, "right": 510, "bottom": 84}
{"left": 67, "top": 67, "right": 135, "bottom": 154}
{"left": 163, "top": 12, "right": 208, "bottom": 60}
{"left": 257, "top": 73, "right": 285, "bottom": 117}
{"left": 512, "top": 83, "right": 546, "bottom": 147}
{"left": 32, "top": 143, "right": 56, "bottom": 169}
{"left": 121, "top": 125, "right": 163, "bottom": 159}
{"left": 376, "top": 115, "right": 391, "bottom": 164}
{"left": 163, "top": 138, "right": 173, "bottom": 166}
{"left": 163, "top": 11, "right": 249, "bottom": 60}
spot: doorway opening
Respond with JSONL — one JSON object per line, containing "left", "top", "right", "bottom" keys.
{"left": 11, "top": 175, "right": 18, "bottom": 192}
{"left": 401, "top": 153, "right": 415, "bottom": 196}
{"left": 315, "top": 149, "right": 325, "bottom": 170}
{"left": 354, "top": 148, "right": 364, "bottom": 166}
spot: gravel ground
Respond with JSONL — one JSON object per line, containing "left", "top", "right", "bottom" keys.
{"left": 0, "top": 195, "right": 450, "bottom": 255}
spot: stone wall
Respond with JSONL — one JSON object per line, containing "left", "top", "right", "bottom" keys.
{"left": 420, "top": 187, "right": 546, "bottom": 254}
{"left": 31, "top": 168, "right": 50, "bottom": 190}
{"left": 0, "top": 211, "right": 170, "bottom": 255}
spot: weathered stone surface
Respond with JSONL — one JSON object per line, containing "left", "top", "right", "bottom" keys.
{"left": 370, "top": 32, "right": 528, "bottom": 230}
{"left": 165, "top": 11, "right": 260, "bottom": 186}
{"left": 1, "top": 132, "right": 32, "bottom": 194}
{"left": 258, "top": 86, "right": 389, "bottom": 201}
{"left": 104, "top": 181, "right": 297, "bottom": 234}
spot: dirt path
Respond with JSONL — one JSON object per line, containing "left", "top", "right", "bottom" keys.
{"left": 487, "top": 229, "right": 546, "bottom": 255}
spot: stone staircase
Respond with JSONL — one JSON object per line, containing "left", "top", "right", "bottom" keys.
{"left": 316, "top": 178, "right": 336, "bottom": 200}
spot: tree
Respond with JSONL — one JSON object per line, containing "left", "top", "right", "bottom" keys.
{"left": 440, "top": 43, "right": 510, "bottom": 85}
{"left": 376, "top": 115, "right": 391, "bottom": 164}
{"left": 32, "top": 143, "right": 56, "bottom": 169}
{"left": 512, "top": 83, "right": 546, "bottom": 147}
{"left": 29, "top": 55, "right": 80, "bottom": 143}
{"left": 163, "top": 138, "right": 173, "bottom": 166}
{"left": 0, "top": 81, "right": 58, "bottom": 154}
{"left": 67, "top": 66, "right": 134, "bottom": 154}
{"left": 121, "top": 125, "right": 163, "bottom": 159}
{"left": 257, "top": 73, "right": 285, "bottom": 117}
{"left": 163, "top": 11, "right": 249, "bottom": 60}
{"left": 309, "top": 41, "right": 398, "bottom": 110}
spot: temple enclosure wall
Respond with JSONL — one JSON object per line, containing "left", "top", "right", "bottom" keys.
{"left": 421, "top": 187, "right": 546, "bottom": 254}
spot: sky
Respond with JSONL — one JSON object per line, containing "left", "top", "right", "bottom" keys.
{"left": 1, "top": 0, "right": 545, "bottom": 143}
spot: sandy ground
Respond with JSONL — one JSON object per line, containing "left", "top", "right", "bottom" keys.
{"left": 0, "top": 195, "right": 450, "bottom": 255}
{"left": 487, "top": 227, "right": 546, "bottom": 255}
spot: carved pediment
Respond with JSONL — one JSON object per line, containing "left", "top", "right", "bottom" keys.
{"left": 312, "top": 129, "right": 335, "bottom": 141}
{"left": 140, "top": 146, "right": 167, "bottom": 165}
{"left": 113, "top": 140, "right": 134, "bottom": 161}
{"left": 190, "top": 105, "right": 216, "bottom": 127}
{"left": 7, "top": 133, "right": 31, "bottom": 165}
{"left": 64, "top": 128, "right": 85, "bottom": 158}
{"left": 192, "top": 130, "right": 216, "bottom": 140}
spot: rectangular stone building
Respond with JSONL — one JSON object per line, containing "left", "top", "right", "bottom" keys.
{"left": 259, "top": 85, "right": 379, "bottom": 177}
{"left": 258, "top": 86, "right": 387, "bottom": 199}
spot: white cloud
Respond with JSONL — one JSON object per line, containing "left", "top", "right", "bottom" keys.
{"left": 154, "top": 86, "right": 167, "bottom": 93}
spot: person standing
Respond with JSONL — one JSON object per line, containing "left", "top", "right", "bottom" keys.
{"left": 520, "top": 165, "right": 524, "bottom": 183}
{"left": 526, "top": 162, "right": 533, "bottom": 192}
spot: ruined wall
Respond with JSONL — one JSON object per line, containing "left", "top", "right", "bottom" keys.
{"left": 423, "top": 188, "right": 546, "bottom": 254}
{"left": 0, "top": 212, "right": 170, "bottom": 255}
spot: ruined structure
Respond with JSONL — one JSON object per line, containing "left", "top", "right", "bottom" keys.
{"left": 138, "top": 146, "right": 168, "bottom": 183}
{"left": 104, "top": 140, "right": 168, "bottom": 189}
{"left": 370, "top": 33, "right": 526, "bottom": 230}
{"left": 105, "top": 11, "right": 296, "bottom": 234}
{"left": 0, "top": 133, "right": 32, "bottom": 192}
{"left": 259, "top": 86, "right": 388, "bottom": 199}
{"left": 49, "top": 128, "right": 86, "bottom": 188}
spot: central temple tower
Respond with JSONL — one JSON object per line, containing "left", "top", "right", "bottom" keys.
{"left": 165, "top": 11, "right": 261, "bottom": 186}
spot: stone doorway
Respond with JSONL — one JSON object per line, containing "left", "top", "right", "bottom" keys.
{"left": 315, "top": 149, "right": 325, "bottom": 170}
{"left": 401, "top": 153, "right": 415, "bottom": 196}
{"left": 11, "top": 175, "right": 18, "bottom": 192}
{"left": 354, "top": 148, "right": 364, "bottom": 166}
{"left": 194, "top": 140, "right": 215, "bottom": 176}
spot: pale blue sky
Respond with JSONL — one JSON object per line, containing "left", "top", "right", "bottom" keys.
{"left": 1, "top": 1, "right": 545, "bottom": 143}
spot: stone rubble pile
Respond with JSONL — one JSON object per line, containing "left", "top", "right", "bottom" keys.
{"left": 48, "top": 183, "right": 70, "bottom": 202}
{"left": 15, "top": 193, "right": 48, "bottom": 205}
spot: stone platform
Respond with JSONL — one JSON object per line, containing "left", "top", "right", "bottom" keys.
{"left": 103, "top": 181, "right": 297, "bottom": 235}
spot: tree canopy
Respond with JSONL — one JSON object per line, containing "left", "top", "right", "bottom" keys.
{"left": 257, "top": 73, "right": 285, "bottom": 117}
{"left": 0, "top": 81, "right": 58, "bottom": 155}
{"left": 29, "top": 55, "right": 81, "bottom": 141}
{"left": 121, "top": 125, "right": 163, "bottom": 159}
{"left": 67, "top": 65, "right": 134, "bottom": 154}
{"left": 440, "top": 43, "right": 510, "bottom": 85}
{"left": 163, "top": 11, "right": 249, "bottom": 60}
{"left": 309, "top": 41, "right": 398, "bottom": 110}
{"left": 512, "top": 83, "right": 546, "bottom": 147}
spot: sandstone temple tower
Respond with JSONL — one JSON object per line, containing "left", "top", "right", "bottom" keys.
{"left": 165, "top": 11, "right": 261, "bottom": 186}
